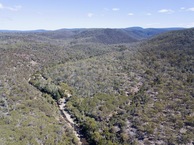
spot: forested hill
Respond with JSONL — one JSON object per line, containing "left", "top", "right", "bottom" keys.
{"left": 0, "top": 27, "right": 193, "bottom": 145}
{"left": 147, "top": 28, "right": 194, "bottom": 46}
{"left": 29, "top": 28, "right": 194, "bottom": 144}
{"left": 36, "top": 27, "right": 184, "bottom": 44}
{"left": 0, "top": 27, "right": 183, "bottom": 44}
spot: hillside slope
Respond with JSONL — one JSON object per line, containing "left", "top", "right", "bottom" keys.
{"left": 35, "top": 27, "right": 183, "bottom": 44}
{"left": 29, "top": 28, "right": 194, "bottom": 144}
{"left": 0, "top": 28, "right": 193, "bottom": 145}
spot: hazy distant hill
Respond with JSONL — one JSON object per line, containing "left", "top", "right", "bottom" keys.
{"left": 0, "top": 27, "right": 184, "bottom": 44}
{"left": 73, "top": 28, "right": 138, "bottom": 44}
{"left": 35, "top": 27, "right": 184, "bottom": 44}
{"left": 124, "top": 27, "right": 184, "bottom": 40}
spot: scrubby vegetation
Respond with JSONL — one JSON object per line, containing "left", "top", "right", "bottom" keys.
{"left": 0, "top": 28, "right": 193, "bottom": 144}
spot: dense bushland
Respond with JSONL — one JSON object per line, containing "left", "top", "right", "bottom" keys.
{"left": 0, "top": 28, "right": 193, "bottom": 144}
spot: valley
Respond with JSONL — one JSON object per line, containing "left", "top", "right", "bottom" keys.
{"left": 0, "top": 27, "right": 193, "bottom": 144}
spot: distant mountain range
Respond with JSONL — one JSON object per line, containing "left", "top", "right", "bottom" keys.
{"left": 0, "top": 27, "right": 184, "bottom": 44}
{"left": 0, "top": 29, "right": 48, "bottom": 33}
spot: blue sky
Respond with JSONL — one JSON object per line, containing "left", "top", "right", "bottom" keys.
{"left": 0, "top": 0, "right": 194, "bottom": 30}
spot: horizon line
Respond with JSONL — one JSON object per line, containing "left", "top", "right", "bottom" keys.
{"left": 0, "top": 26, "right": 189, "bottom": 32}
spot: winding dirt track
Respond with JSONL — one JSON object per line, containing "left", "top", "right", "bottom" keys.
{"left": 59, "top": 98, "right": 82, "bottom": 145}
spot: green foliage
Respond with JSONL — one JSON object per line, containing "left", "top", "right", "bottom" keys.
{"left": 29, "top": 74, "right": 73, "bottom": 101}
{"left": 0, "top": 28, "right": 194, "bottom": 144}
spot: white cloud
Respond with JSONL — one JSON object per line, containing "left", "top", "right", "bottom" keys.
{"left": 128, "top": 13, "right": 134, "bottom": 16}
{"left": 87, "top": 13, "right": 94, "bottom": 18}
{"left": 7, "top": 5, "right": 22, "bottom": 11}
{"left": 0, "top": 3, "right": 3, "bottom": 9}
{"left": 146, "top": 13, "right": 152, "bottom": 16}
{"left": 180, "top": 7, "right": 185, "bottom": 10}
{"left": 112, "top": 8, "right": 120, "bottom": 11}
{"left": 158, "top": 9, "right": 174, "bottom": 14}
{"left": 187, "top": 7, "right": 194, "bottom": 11}
{"left": 0, "top": 3, "right": 21, "bottom": 11}
{"left": 186, "top": 22, "right": 194, "bottom": 28}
